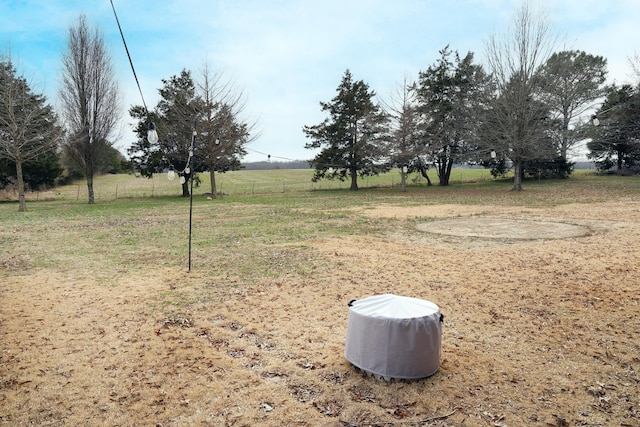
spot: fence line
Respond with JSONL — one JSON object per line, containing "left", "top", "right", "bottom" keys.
{"left": 17, "top": 169, "right": 495, "bottom": 202}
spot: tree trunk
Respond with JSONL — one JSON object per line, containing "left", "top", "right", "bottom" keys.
{"left": 512, "top": 159, "right": 523, "bottom": 191}
{"left": 87, "top": 175, "right": 95, "bottom": 204}
{"left": 437, "top": 160, "right": 446, "bottom": 185}
{"left": 182, "top": 177, "right": 190, "bottom": 197}
{"left": 349, "top": 167, "right": 358, "bottom": 191}
{"left": 416, "top": 163, "right": 433, "bottom": 186}
{"left": 209, "top": 169, "right": 218, "bottom": 199}
{"left": 560, "top": 109, "right": 570, "bottom": 160}
{"left": 439, "top": 158, "right": 454, "bottom": 186}
{"left": 617, "top": 152, "right": 623, "bottom": 172}
{"left": 16, "top": 159, "right": 27, "bottom": 212}
{"left": 86, "top": 148, "right": 95, "bottom": 204}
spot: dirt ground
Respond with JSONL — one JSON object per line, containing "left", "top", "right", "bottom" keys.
{"left": 1, "top": 200, "right": 639, "bottom": 426}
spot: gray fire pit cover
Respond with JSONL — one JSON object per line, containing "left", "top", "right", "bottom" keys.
{"left": 345, "top": 294, "right": 442, "bottom": 379}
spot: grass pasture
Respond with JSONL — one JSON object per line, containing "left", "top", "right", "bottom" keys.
{"left": 15, "top": 167, "right": 500, "bottom": 201}
{"left": 1, "top": 172, "right": 639, "bottom": 426}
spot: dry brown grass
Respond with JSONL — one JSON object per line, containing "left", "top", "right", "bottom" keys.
{"left": 1, "top": 175, "right": 639, "bottom": 426}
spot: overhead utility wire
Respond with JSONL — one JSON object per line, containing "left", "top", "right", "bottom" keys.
{"left": 245, "top": 147, "right": 302, "bottom": 162}
{"left": 109, "top": 0, "right": 149, "bottom": 115}
{"left": 109, "top": 2, "right": 300, "bottom": 164}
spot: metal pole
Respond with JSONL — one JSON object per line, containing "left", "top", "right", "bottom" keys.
{"left": 188, "top": 123, "right": 196, "bottom": 272}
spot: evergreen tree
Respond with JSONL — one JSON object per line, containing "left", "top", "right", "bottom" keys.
{"left": 588, "top": 84, "right": 640, "bottom": 173}
{"left": 538, "top": 50, "right": 607, "bottom": 160}
{"left": 0, "top": 58, "right": 63, "bottom": 211}
{"left": 303, "top": 70, "right": 390, "bottom": 191}
{"left": 130, "top": 70, "right": 201, "bottom": 197}
{"left": 129, "top": 68, "right": 251, "bottom": 197}
{"left": 415, "top": 46, "right": 491, "bottom": 186}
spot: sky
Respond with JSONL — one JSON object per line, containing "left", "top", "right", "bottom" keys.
{"left": 2, "top": 0, "right": 640, "bottom": 163}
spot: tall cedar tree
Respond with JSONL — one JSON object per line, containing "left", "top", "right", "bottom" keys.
{"left": 59, "top": 15, "right": 120, "bottom": 204}
{"left": 304, "top": 70, "right": 389, "bottom": 191}
{"left": 0, "top": 59, "right": 63, "bottom": 211}
{"left": 416, "top": 46, "right": 491, "bottom": 186}
{"left": 588, "top": 84, "right": 640, "bottom": 172}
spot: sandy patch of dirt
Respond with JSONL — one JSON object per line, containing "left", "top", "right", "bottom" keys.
{"left": 415, "top": 217, "right": 591, "bottom": 240}
{"left": 1, "top": 201, "right": 639, "bottom": 426}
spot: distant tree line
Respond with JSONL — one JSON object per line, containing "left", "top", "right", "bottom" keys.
{"left": 243, "top": 160, "right": 312, "bottom": 170}
{"left": 303, "top": 4, "right": 620, "bottom": 191}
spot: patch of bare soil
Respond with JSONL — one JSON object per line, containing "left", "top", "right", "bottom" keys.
{"left": 416, "top": 217, "right": 591, "bottom": 240}
{"left": 1, "top": 201, "right": 639, "bottom": 426}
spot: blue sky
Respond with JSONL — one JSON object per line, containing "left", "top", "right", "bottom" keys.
{"left": 2, "top": 0, "right": 639, "bottom": 162}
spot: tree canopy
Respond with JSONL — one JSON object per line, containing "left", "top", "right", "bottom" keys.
{"left": 538, "top": 50, "right": 607, "bottom": 160}
{"left": 383, "top": 76, "right": 430, "bottom": 188}
{"left": 415, "top": 46, "right": 492, "bottom": 186}
{"left": 128, "top": 68, "right": 251, "bottom": 197}
{"left": 59, "top": 14, "right": 120, "bottom": 204}
{"left": 588, "top": 84, "right": 640, "bottom": 173}
{"left": 304, "top": 69, "right": 390, "bottom": 191}
{"left": 0, "top": 58, "right": 63, "bottom": 211}
{"left": 129, "top": 70, "right": 200, "bottom": 197}
{"left": 483, "top": 2, "right": 558, "bottom": 190}
{"left": 196, "top": 64, "right": 250, "bottom": 198}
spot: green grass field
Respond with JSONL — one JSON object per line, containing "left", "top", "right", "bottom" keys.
{"left": 1, "top": 169, "right": 636, "bottom": 279}
{"left": 10, "top": 167, "right": 505, "bottom": 202}
{"left": 2, "top": 170, "right": 636, "bottom": 272}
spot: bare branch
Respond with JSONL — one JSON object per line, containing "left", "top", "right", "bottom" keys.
{"left": 483, "top": 1, "right": 558, "bottom": 190}
{"left": 58, "top": 14, "right": 121, "bottom": 204}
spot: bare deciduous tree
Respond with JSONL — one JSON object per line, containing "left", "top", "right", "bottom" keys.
{"left": 0, "top": 57, "right": 63, "bottom": 211}
{"left": 382, "top": 75, "right": 432, "bottom": 189}
{"left": 59, "top": 15, "right": 120, "bottom": 204}
{"left": 484, "top": 2, "right": 557, "bottom": 190}
{"left": 630, "top": 52, "right": 640, "bottom": 85}
{"left": 196, "top": 62, "right": 254, "bottom": 199}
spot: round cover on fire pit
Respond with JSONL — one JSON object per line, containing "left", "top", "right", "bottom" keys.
{"left": 345, "top": 294, "right": 442, "bottom": 379}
